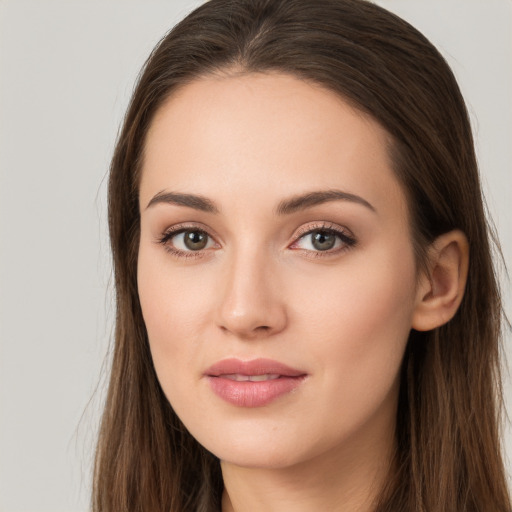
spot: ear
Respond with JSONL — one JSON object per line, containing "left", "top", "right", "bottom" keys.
{"left": 412, "top": 230, "right": 469, "bottom": 331}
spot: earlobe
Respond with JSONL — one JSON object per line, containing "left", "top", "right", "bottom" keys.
{"left": 411, "top": 230, "right": 469, "bottom": 332}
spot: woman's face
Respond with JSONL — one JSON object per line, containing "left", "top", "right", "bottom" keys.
{"left": 138, "top": 72, "right": 421, "bottom": 470}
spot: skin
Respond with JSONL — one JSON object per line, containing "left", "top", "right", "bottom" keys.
{"left": 137, "top": 72, "right": 468, "bottom": 511}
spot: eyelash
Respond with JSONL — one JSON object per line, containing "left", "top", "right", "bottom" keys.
{"left": 156, "top": 221, "right": 357, "bottom": 260}
{"left": 157, "top": 223, "right": 217, "bottom": 260}
{"left": 291, "top": 222, "right": 357, "bottom": 258}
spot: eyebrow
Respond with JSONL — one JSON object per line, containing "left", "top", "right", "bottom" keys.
{"left": 145, "top": 189, "right": 376, "bottom": 215}
{"left": 275, "top": 189, "right": 376, "bottom": 215}
{"left": 146, "top": 191, "right": 220, "bottom": 213}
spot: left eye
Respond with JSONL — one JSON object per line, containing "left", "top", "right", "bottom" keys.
{"left": 293, "top": 229, "right": 354, "bottom": 252}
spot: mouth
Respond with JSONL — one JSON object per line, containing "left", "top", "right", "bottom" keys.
{"left": 222, "top": 373, "right": 281, "bottom": 382}
{"left": 205, "top": 358, "right": 307, "bottom": 407}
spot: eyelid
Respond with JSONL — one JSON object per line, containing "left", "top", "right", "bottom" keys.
{"left": 158, "top": 222, "right": 221, "bottom": 243}
{"left": 292, "top": 221, "right": 355, "bottom": 242}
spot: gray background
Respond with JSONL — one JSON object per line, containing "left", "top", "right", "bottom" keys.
{"left": 0, "top": 1, "right": 510, "bottom": 511}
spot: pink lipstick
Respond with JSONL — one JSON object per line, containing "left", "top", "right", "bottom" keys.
{"left": 205, "top": 358, "right": 307, "bottom": 407}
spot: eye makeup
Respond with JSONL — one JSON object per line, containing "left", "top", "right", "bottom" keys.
{"left": 289, "top": 221, "right": 357, "bottom": 257}
{"left": 155, "top": 222, "right": 218, "bottom": 260}
{"left": 155, "top": 220, "right": 357, "bottom": 261}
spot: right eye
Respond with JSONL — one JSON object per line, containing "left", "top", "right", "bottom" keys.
{"left": 158, "top": 227, "right": 217, "bottom": 258}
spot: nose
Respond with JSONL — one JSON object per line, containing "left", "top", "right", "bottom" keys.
{"left": 215, "top": 246, "right": 288, "bottom": 340}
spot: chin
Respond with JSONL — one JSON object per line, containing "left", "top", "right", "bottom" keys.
{"left": 194, "top": 422, "right": 331, "bottom": 471}
{"left": 217, "top": 445, "right": 304, "bottom": 470}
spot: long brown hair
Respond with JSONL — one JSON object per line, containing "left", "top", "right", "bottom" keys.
{"left": 93, "top": 1, "right": 510, "bottom": 510}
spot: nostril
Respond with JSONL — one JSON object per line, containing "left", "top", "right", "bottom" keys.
{"left": 219, "top": 323, "right": 273, "bottom": 338}
{"left": 216, "top": 291, "right": 288, "bottom": 337}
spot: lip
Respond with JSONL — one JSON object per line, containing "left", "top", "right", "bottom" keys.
{"left": 204, "top": 358, "right": 307, "bottom": 408}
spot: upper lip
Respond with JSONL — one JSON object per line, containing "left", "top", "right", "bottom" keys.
{"left": 205, "top": 358, "right": 306, "bottom": 377}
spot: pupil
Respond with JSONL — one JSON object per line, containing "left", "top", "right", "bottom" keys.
{"left": 184, "top": 230, "right": 207, "bottom": 250}
{"left": 312, "top": 231, "right": 335, "bottom": 251}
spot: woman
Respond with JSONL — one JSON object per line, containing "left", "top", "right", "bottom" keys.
{"left": 93, "top": 0, "right": 510, "bottom": 510}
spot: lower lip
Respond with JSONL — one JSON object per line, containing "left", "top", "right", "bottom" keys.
{"left": 207, "top": 376, "right": 305, "bottom": 407}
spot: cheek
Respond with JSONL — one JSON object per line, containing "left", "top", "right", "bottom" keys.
{"left": 291, "top": 245, "right": 417, "bottom": 398}
{"left": 137, "top": 247, "right": 209, "bottom": 373}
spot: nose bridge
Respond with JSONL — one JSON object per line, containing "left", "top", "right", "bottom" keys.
{"left": 216, "top": 240, "right": 287, "bottom": 338}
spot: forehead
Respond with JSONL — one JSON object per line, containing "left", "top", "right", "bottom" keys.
{"left": 140, "top": 72, "right": 407, "bottom": 222}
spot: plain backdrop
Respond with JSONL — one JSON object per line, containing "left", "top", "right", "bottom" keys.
{"left": 0, "top": 1, "right": 510, "bottom": 511}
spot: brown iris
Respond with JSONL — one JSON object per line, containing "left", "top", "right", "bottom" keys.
{"left": 183, "top": 230, "right": 208, "bottom": 250}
